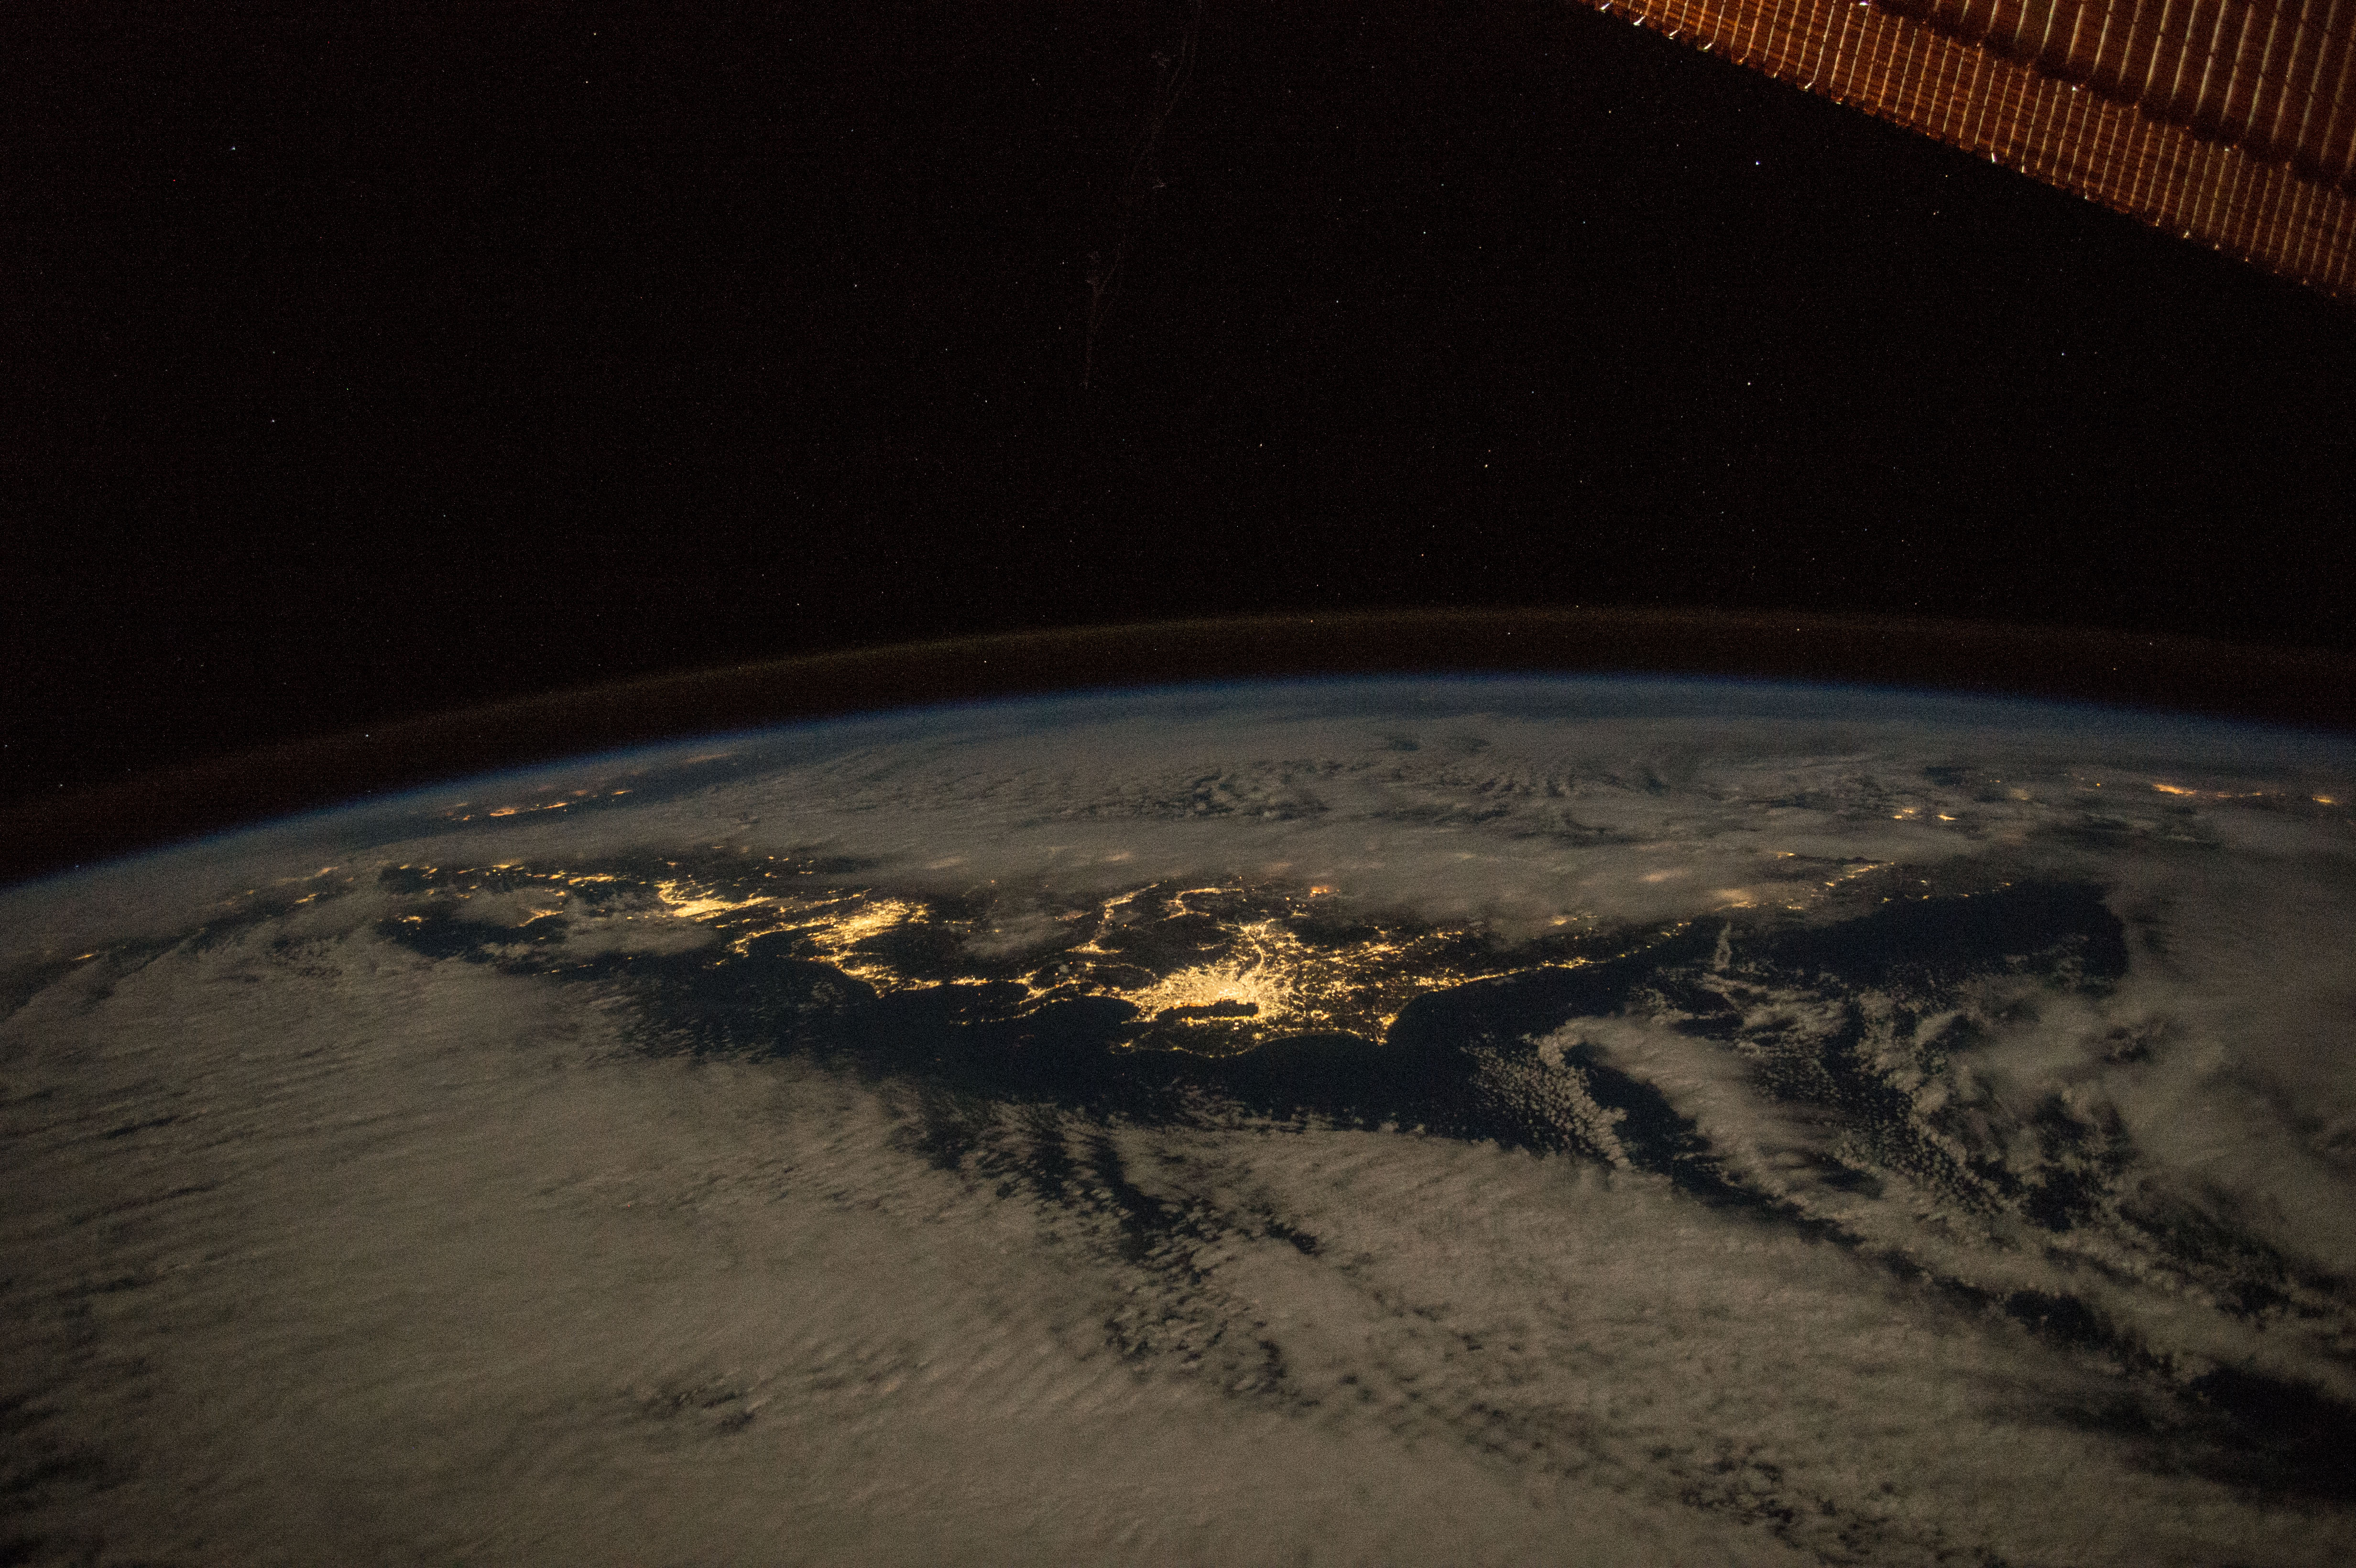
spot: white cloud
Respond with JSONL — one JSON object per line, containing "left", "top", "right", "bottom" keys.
{"left": 5, "top": 676, "right": 2354, "bottom": 1563}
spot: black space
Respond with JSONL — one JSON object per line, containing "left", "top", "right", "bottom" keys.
{"left": 7, "top": 0, "right": 2354, "bottom": 807}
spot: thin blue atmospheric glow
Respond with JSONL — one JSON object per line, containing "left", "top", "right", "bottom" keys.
{"left": 20, "top": 670, "right": 2355, "bottom": 898}
{"left": 560, "top": 669, "right": 2356, "bottom": 773}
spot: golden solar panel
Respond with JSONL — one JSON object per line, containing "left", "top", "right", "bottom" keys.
{"left": 1589, "top": 0, "right": 2356, "bottom": 296}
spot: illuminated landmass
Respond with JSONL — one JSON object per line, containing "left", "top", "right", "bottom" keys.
{"left": 380, "top": 856, "right": 1684, "bottom": 1057}
{"left": 6, "top": 677, "right": 2355, "bottom": 1566}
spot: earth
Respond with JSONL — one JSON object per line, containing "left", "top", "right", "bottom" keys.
{"left": 4, "top": 674, "right": 2354, "bottom": 1566}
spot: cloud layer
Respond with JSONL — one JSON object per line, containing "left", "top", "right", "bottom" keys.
{"left": 4, "top": 676, "right": 2352, "bottom": 1564}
